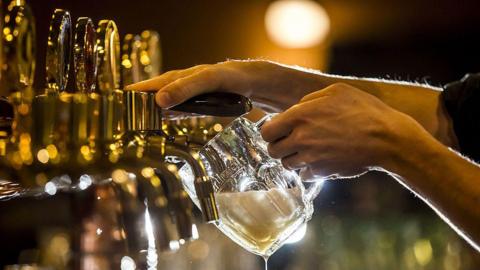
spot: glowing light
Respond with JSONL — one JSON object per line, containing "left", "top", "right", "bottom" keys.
{"left": 121, "top": 256, "right": 136, "bottom": 270}
{"left": 80, "top": 145, "right": 91, "bottom": 156}
{"left": 140, "top": 52, "right": 151, "bottom": 65}
{"left": 17, "top": 104, "right": 29, "bottom": 115}
{"left": 46, "top": 144, "right": 58, "bottom": 159}
{"left": 213, "top": 123, "right": 223, "bottom": 132}
{"left": 285, "top": 223, "right": 307, "bottom": 244}
{"left": 112, "top": 169, "right": 129, "bottom": 184}
{"left": 265, "top": 0, "right": 330, "bottom": 48}
{"left": 145, "top": 210, "right": 156, "bottom": 248}
{"left": 45, "top": 181, "right": 57, "bottom": 195}
{"left": 96, "top": 228, "right": 103, "bottom": 235}
{"left": 192, "top": 224, "right": 199, "bottom": 240}
{"left": 122, "top": 59, "right": 132, "bottom": 69}
{"left": 169, "top": 240, "right": 180, "bottom": 251}
{"left": 414, "top": 239, "right": 433, "bottom": 266}
{"left": 150, "top": 176, "right": 161, "bottom": 187}
{"left": 37, "top": 149, "right": 50, "bottom": 164}
{"left": 144, "top": 210, "right": 160, "bottom": 268}
{"left": 141, "top": 167, "right": 155, "bottom": 178}
{"left": 78, "top": 174, "right": 93, "bottom": 190}
{"left": 49, "top": 233, "right": 70, "bottom": 256}
{"left": 167, "top": 164, "right": 178, "bottom": 173}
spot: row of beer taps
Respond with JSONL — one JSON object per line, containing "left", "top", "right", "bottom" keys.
{"left": 0, "top": 1, "right": 226, "bottom": 268}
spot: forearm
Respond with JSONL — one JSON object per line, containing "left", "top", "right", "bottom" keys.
{"left": 385, "top": 132, "right": 480, "bottom": 251}
{"left": 323, "top": 74, "right": 457, "bottom": 147}
{"left": 261, "top": 61, "right": 457, "bottom": 147}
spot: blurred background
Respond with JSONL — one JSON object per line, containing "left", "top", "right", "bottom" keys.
{"left": 2, "top": 0, "right": 480, "bottom": 269}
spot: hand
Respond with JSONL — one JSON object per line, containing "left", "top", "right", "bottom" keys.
{"left": 261, "top": 83, "right": 431, "bottom": 179}
{"left": 125, "top": 60, "right": 324, "bottom": 111}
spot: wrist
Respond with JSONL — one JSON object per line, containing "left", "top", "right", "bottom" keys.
{"left": 381, "top": 122, "right": 446, "bottom": 177}
{"left": 252, "top": 61, "right": 327, "bottom": 109}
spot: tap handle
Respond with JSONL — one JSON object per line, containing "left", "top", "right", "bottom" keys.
{"left": 96, "top": 20, "right": 121, "bottom": 93}
{"left": 170, "top": 92, "right": 252, "bottom": 117}
{"left": 1, "top": 4, "right": 35, "bottom": 97}
{"left": 74, "top": 17, "right": 97, "bottom": 93}
{"left": 45, "top": 9, "right": 72, "bottom": 93}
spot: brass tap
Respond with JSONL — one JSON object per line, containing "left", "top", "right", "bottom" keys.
{"left": 124, "top": 89, "right": 219, "bottom": 223}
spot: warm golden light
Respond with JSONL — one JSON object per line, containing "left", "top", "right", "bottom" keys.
{"left": 141, "top": 167, "right": 155, "bottom": 178}
{"left": 37, "top": 149, "right": 50, "bottom": 164}
{"left": 413, "top": 239, "right": 433, "bottom": 266}
{"left": 265, "top": 0, "right": 330, "bottom": 49}
{"left": 112, "top": 169, "right": 129, "bottom": 184}
{"left": 213, "top": 123, "right": 223, "bottom": 132}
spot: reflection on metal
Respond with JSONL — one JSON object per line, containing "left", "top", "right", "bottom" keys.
{"left": 45, "top": 9, "right": 71, "bottom": 93}
{"left": 0, "top": 5, "right": 230, "bottom": 269}
{"left": 1, "top": 3, "right": 35, "bottom": 96}
{"left": 96, "top": 20, "right": 120, "bottom": 93}
{"left": 74, "top": 17, "right": 97, "bottom": 93}
{"left": 125, "top": 90, "right": 162, "bottom": 131}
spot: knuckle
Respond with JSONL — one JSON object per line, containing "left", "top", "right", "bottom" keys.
{"left": 267, "top": 143, "right": 279, "bottom": 158}
{"left": 163, "top": 69, "right": 179, "bottom": 77}
{"left": 284, "top": 107, "right": 303, "bottom": 124}
{"left": 331, "top": 82, "right": 351, "bottom": 89}
{"left": 324, "top": 83, "right": 347, "bottom": 94}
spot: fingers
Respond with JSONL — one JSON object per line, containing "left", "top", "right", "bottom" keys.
{"left": 267, "top": 136, "right": 298, "bottom": 159}
{"left": 281, "top": 153, "right": 308, "bottom": 170}
{"left": 125, "top": 65, "right": 209, "bottom": 91}
{"left": 260, "top": 108, "right": 299, "bottom": 142}
{"left": 299, "top": 89, "right": 327, "bottom": 103}
{"left": 155, "top": 68, "right": 227, "bottom": 108}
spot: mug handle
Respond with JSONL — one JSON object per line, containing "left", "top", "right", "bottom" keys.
{"left": 300, "top": 166, "right": 325, "bottom": 202}
{"left": 256, "top": 113, "right": 324, "bottom": 202}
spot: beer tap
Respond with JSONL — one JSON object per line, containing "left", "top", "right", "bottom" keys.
{"left": 122, "top": 90, "right": 198, "bottom": 243}
{"left": 15, "top": 9, "right": 73, "bottom": 194}
{"left": 0, "top": 2, "right": 35, "bottom": 198}
{"left": 66, "top": 17, "right": 130, "bottom": 270}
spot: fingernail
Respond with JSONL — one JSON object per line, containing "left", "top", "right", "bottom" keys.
{"left": 157, "top": 92, "right": 172, "bottom": 108}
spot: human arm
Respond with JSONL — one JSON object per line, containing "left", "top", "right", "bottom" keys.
{"left": 260, "top": 83, "right": 480, "bottom": 251}
{"left": 126, "top": 60, "right": 457, "bottom": 147}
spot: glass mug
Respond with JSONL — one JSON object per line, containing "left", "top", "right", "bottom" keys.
{"left": 179, "top": 114, "right": 324, "bottom": 261}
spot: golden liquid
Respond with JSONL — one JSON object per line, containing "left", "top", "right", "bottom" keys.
{"left": 215, "top": 188, "right": 306, "bottom": 257}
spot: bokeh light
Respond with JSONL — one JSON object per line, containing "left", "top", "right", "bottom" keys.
{"left": 265, "top": 0, "right": 330, "bottom": 48}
